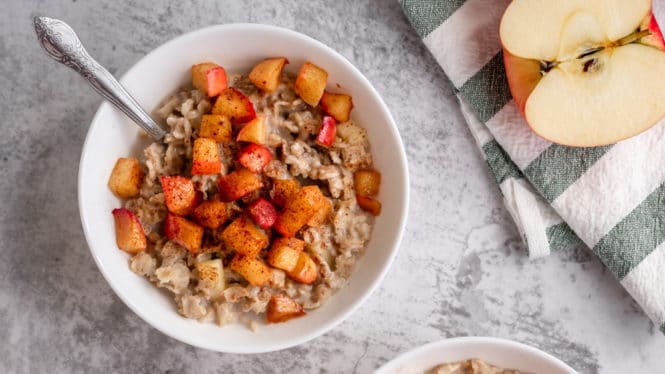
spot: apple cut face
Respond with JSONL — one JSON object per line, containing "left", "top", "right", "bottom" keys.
{"left": 500, "top": 0, "right": 665, "bottom": 147}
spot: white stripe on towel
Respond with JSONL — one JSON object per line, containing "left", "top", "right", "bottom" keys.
{"left": 551, "top": 121, "right": 665, "bottom": 247}
{"left": 621, "top": 240, "right": 665, "bottom": 328}
{"left": 424, "top": 0, "right": 510, "bottom": 88}
{"left": 485, "top": 101, "right": 552, "bottom": 170}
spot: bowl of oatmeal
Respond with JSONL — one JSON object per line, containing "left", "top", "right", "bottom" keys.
{"left": 376, "top": 337, "right": 576, "bottom": 374}
{"left": 78, "top": 23, "right": 408, "bottom": 353}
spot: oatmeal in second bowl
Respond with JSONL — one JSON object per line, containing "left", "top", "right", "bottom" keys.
{"left": 78, "top": 24, "right": 408, "bottom": 353}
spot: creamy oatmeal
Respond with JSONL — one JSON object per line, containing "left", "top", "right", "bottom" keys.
{"left": 425, "top": 359, "right": 525, "bottom": 374}
{"left": 108, "top": 57, "right": 382, "bottom": 326}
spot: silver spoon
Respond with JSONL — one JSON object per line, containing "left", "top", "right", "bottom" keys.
{"left": 34, "top": 16, "right": 166, "bottom": 140}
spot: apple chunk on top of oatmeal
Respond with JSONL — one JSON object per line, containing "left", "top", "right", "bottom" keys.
{"left": 108, "top": 55, "right": 384, "bottom": 326}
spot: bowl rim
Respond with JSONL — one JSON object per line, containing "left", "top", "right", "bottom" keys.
{"left": 77, "top": 22, "right": 410, "bottom": 353}
{"left": 376, "top": 336, "right": 577, "bottom": 373}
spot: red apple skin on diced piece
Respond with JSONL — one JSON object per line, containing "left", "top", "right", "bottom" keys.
{"left": 217, "top": 168, "right": 263, "bottom": 202}
{"left": 236, "top": 117, "right": 266, "bottom": 145}
{"left": 191, "top": 138, "right": 221, "bottom": 175}
{"left": 199, "top": 114, "right": 232, "bottom": 142}
{"left": 249, "top": 57, "right": 289, "bottom": 92}
{"left": 164, "top": 213, "right": 204, "bottom": 253}
{"left": 295, "top": 62, "right": 328, "bottom": 107}
{"left": 112, "top": 208, "right": 147, "bottom": 254}
{"left": 356, "top": 195, "right": 381, "bottom": 216}
{"left": 320, "top": 91, "right": 353, "bottom": 123}
{"left": 108, "top": 158, "right": 143, "bottom": 198}
{"left": 500, "top": 1, "right": 665, "bottom": 147}
{"left": 160, "top": 176, "right": 200, "bottom": 216}
{"left": 238, "top": 143, "right": 272, "bottom": 173}
{"left": 247, "top": 198, "right": 278, "bottom": 229}
{"left": 315, "top": 116, "right": 337, "bottom": 147}
{"left": 266, "top": 295, "right": 306, "bottom": 323}
{"left": 211, "top": 87, "right": 256, "bottom": 125}
{"left": 192, "top": 63, "right": 227, "bottom": 97}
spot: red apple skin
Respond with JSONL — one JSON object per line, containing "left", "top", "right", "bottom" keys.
{"left": 503, "top": 10, "right": 665, "bottom": 144}
{"left": 206, "top": 67, "right": 228, "bottom": 97}
{"left": 642, "top": 12, "right": 665, "bottom": 51}
{"left": 503, "top": 50, "right": 542, "bottom": 116}
{"left": 315, "top": 116, "right": 337, "bottom": 147}
{"left": 238, "top": 144, "right": 273, "bottom": 173}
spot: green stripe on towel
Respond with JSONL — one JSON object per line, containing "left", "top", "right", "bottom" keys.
{"left": 546, "top": 222, "right": 583, "bottom": 252}
{"left": 459, "top": 52, "right": 513, "bottom": 122}
{"left": 482, "top": 140, "right": 523, "bottom": 185}
{"left": 524, "top": 145, "right": 612, "bottom": 203}
{"left": 399, "top": 0, "right": 467, "bottom": 38}
{"left": 593, "top": 182, "right": 665, "bottom": 280}
{"left": 661, "top": 322, "right": 665, "bottom": 335}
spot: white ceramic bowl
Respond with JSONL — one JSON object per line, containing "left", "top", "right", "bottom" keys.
{"left": 78, "top": 23, "right": 408, "bottom": 353}
{"left": 376, "top": 337, "right": 577, "bottom": 374}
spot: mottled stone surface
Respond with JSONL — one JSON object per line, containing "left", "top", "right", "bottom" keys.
{"left": 1, "top": 0, "right": 664, "bottom": 373}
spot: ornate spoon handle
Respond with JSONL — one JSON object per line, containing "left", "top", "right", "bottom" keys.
{"left": 34, "top": 16, "right": 166, "bottom": 140}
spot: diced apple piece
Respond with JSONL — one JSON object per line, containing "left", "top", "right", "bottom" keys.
{"left": 192, "top": 63, "right": 227, "bottom": 97}
{"left": 112, "top": 208, "right": 147, "bottom": 254}
{"left": 164, "top": 213, "right": 204, "bottom": 253}
{"left": 221, "top": 216, "right": 269, "bottom": 257}
{"left": 192, "top": 138, "right": 221, "bottom": 175}
{"left": 160, "top": 176, "right": 200, "bottom": 216}
{"left": 236, "top": 117, "right": 266, "bottom": 145}
{"left": 266, "top": 294, "right": 306, "bottom": 323}
{"left": 270, "top": 179, "right": 300, "bottom": 207}
{"left": 321, "top": 91, "right": 353, "bottom": 122}
{"left": 335, "top": 121, "right": 368, "bottom": 146}
{"left": 108, "top": 158, "right": 143, "bottom": 198}
{"left": 307, "top": 196, "right": 332, "bottom": 227}
{"left": 238, "top": 143, "right": 272, "bottom": 173}
{"left": 295, "top": 61, "right": 328, "bottom": 107}
{"left": 267, "top": 237, "right": 305, "bottom": 272}
{"left": 229, "top": 255, "right": 272, "bottom": 286}
{"left": 196, "top": 259, "right": 225, "bottom": 300}
{"left": 315, "top": 116, "right": 336, "bottom": 147}
{"left": 273, "top": 185, "right": 326, "bottom": 237}
{"left": 199, "top": 114, "right": 232, "bottom": 142}
{"left": 247, "top": 198, "right": 278, "bottom": 229}
{"left": 193, "top": 200, "right": 229, "bottom": 229}
{"left": 272, "top": 237, "right": 307, "bottom": 252}
{"left": 249, "top": 57, "right": 289, "bottom": 92}
{"left": 354, "top": 170, "right": 381, "bottom": 197}
{"left": 288, "top": 252, "right": 318, "bottom": 284}
{"left": 217, "top": 168, "right": 263, "bottom": 202}
{"left": 211, "top": 87, "right": 256, "bottom": 124}
{"left": 356, "top": 195, "right": 381, "bottom": 216}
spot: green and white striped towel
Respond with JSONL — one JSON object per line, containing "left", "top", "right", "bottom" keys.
{"left": 400, "top": 0, "right": 665, "bottom": 334}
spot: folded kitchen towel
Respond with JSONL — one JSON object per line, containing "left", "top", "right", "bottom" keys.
{"left": 399, "top": 0, "right": 665, "bottom": 334}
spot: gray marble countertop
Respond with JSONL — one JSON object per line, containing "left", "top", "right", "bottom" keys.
{"left": 2, "top": 1, "right": 664, "bottom": 373}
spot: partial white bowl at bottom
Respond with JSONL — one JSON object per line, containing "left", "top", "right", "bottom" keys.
{"left": 376, "top": 337, "right": 577, "bottom": 374}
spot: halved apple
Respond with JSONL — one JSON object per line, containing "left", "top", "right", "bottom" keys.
{"left": 500, "top": 0, "right": 665, "bottom": 146}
